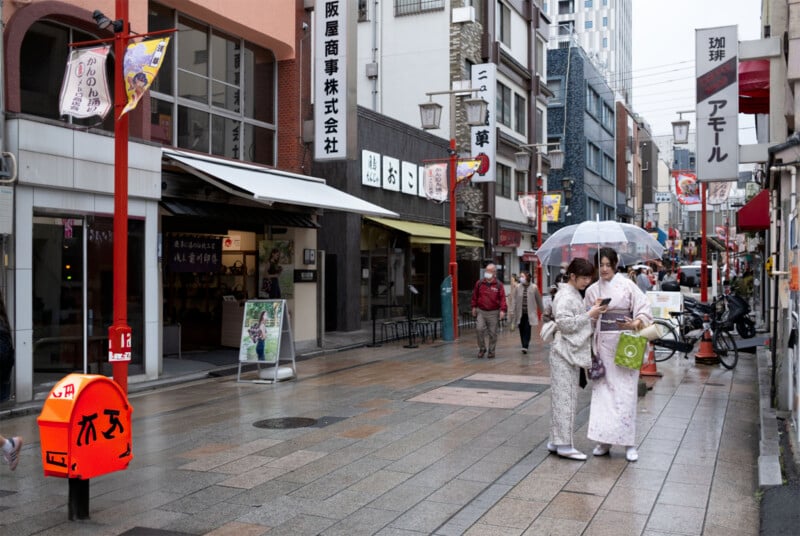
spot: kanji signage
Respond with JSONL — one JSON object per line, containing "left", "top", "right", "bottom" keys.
{"left": 314, "top": 1, "right": 354, "bottom": 160}
{"left": 58, "top": 46, "right": 112, "bottom": 119}
{"left": 37, "top": 374, "right": 133, "bottom": 479}
{"left": 167, "top": 234, "right": 221, "bottom": 273}
{"left": 696, "top": 25, "right": 738, "bottom": 181}
{"left": 470, "top": 63, "right": 496, "bottom": 183}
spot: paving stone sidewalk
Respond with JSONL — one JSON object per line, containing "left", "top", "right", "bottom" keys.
{"left": 0, "top": 328, "right": 759, "bottom": 535}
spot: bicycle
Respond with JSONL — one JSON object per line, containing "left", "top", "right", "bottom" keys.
{"left": 650, "top": 294, "right": 739, "bottom": 370}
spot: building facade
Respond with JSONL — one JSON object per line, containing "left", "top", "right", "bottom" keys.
{"left": 543, "top": 0, "right": 632, "bottom": 104}
{"left": 1, "top": 0, "right": 395, "bottom": 402}
{"left": 547, "top": 45, "right": 616, "bottom": 228}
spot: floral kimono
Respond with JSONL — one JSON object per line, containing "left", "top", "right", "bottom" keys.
{"left": 548, "top": 283, "right": 593, "bottom": 446}
{"left": 584, "top": 273, "right": 653, "bottom": 446}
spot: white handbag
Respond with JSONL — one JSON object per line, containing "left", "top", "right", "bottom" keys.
{"left": 540, "top": 320, "right": 557, "bottom": 342}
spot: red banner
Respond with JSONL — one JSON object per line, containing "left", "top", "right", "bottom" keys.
{"left": 498, "top": 229, "right": 521, "bottom": 247}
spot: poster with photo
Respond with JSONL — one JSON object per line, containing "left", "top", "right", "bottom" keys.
{"left": 238, "top": 300, "right": 285, "bottom": 363}
{"left": 258, "top": 240, "right": 294, "bottom": 298}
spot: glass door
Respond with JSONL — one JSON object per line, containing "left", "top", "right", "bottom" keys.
{"left": 32, "top": 217, "right": 85, "bottom": 385}
{"left": 32, "top": 215, "right": 144, "bottom": 390}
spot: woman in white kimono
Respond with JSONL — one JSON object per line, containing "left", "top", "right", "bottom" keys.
{"left": 584, "top": 247, "right": 654, "bottom": 462}
{"left": 546, "top": 258, "right": 608, "bottom": 460}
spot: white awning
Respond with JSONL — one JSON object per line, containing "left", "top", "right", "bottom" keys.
{"left": 162, "top": 149, "right": 398, "bottom": 218}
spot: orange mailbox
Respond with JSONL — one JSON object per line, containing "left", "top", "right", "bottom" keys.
{"left": 37, "top": 374, "right": 133, "bottom": 479}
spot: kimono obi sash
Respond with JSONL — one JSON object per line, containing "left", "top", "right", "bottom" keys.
{"left": 599, "top": 309, "right": 632, "bottom": 332}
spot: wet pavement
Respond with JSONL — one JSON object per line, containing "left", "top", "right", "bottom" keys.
{"left": 0, "top": 326, "right": 760, "bottom": 535}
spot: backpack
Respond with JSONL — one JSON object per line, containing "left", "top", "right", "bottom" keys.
{"left": 248, "top": 323, "right": 260, "bottom": 343}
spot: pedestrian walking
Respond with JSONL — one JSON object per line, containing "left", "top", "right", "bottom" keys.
{"left": 470, "top": 263, "right": 506, "bottom": 359}
{"left": 546, "top": 258, "right": 607, "bottom": 460}
{"left": 0, "top": 435, "right": 22, "bottom": 470}
{"left": 585, "top": 247, "right": 654, "bottom": 462}
{"left": 635, "top": 267, "right": 652, "bottom": 293}
{"left": 510, "top": 271, "right": 543, "bottom": 354}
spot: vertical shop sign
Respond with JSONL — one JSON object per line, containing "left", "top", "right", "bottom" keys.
{"left": 314, "top": 1, "right": 354, "bottom": 160}
{"left": 696, "top": 25, "right": 738, "bottom": 181}
{"left": 361, "top": 150, "right": 381, "bottom": 187}
{"left": 470, "top": 63, "right": 496, "bottom": 183}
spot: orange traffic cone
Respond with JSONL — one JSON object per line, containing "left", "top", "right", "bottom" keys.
{"left": 694, "top": 315, "right": 719, "bottom": 365}
{"left": 640, "top": 343, "right": 662, "bottom": 377}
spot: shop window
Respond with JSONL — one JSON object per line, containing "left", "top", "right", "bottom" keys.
{"left": 148, "top": 3, "right": 276, "bottom": 165}
{"left": 32, "top": 215, "right": 144, "bottom": 389}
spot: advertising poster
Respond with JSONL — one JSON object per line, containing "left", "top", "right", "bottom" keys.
{"left": 239, "top": 300, "right": 284, "bottom": 363}
{"left": 542, "top": 194, "right": 562, "bottom": 222}
{"left": 674, "top": 171, "right": 701, "bottom": 204}
{"left": 259, "top": 240, "right": 294, "bottom": 299}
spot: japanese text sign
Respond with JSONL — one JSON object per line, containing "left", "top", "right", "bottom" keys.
{"left": 314, "top": 1, "right": 352, "bottom": 160}
{"left": 423, "top": 163, "right": 448, "bottom": 203}
{"left": 696, "top": 25, "right": 738, "bottom": 181}
{"left": 470, "top": 63, "right": 496, "bottom": 183}
{"left": 58, "top": 46, "right": 112, "bottom": 119}
{"left": 168, "top": 234, "right": 222, "bottom": 273}
{"left": 37, "top": 374, "right": 133, "bottom": 479}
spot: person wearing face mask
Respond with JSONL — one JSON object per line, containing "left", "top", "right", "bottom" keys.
{"left": 470, "top": 263, "right": 507, "bottom": 358}
{"left": 510, "top": 271, "right": 543, "bottom": 354}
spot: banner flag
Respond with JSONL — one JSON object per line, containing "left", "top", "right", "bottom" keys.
{"left": 121, "top": 37, "right": 170, "bottom": 117}
{"left": 542, "top": 194, "right": 562, "bottom": 222}
{"left": 456, "top": 160, "right": 480, "bottom": 183}
{"left": 58, "top": 45, "right": 112, "bottom": 119}
{"left": 674, "top": 171, "right": 701, "bottom": 205}
{"left": 423, "top": 163, "right": 448, "bottom": 203}
{"left": 518, "top": 194, "right": 537, "bottom": 220}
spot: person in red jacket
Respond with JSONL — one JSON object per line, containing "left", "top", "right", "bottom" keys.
{"left": 471, "top": 263, "right": 507, "bottom": 358}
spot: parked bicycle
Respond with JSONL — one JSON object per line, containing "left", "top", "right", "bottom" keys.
{"left": 650, "top": 294, "right": 739, "bottom": 369}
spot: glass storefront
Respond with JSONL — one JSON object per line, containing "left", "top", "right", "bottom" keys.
{"left": 32, "top": 215, "right": 144, "bottom": 389}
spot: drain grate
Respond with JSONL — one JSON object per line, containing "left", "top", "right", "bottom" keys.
{"left": 253, "top": 417, "right": 318, "bottom": 429}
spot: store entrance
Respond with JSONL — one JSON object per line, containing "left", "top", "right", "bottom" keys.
{"left": 32, "top": 215, "right": 144, "bottom": 389}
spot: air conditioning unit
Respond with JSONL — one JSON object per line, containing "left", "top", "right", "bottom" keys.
{"left": 452, "top": 6, "right": 475, "bottom": 23}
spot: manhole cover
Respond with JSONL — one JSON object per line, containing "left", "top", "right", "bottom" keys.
{"left": 253, "top": 417, "right": 318, "bottom": 429}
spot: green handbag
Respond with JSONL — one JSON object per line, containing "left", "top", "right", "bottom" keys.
{"left": 614, "top": 332, "right": 647, "bottom": 369}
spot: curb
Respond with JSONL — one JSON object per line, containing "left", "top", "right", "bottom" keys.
{"left": 756, "top": 346, "right": 783, "bottom": 488}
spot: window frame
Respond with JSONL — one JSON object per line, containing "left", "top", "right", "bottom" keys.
{"left": 148, "top": 4, "right": 277, "bottom": 164}
{"left": 497, "top": 82, "right": 512, "bottom": 127}
{"left": 497, "top": 163, "right": 512, "bottom": 199}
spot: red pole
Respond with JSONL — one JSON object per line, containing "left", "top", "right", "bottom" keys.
{"left": 536, "top": 176, "right": 543, "bottom": 317}
{"left": 109, "top": 0, "right": 131, "bottom": 394}
{"left": 700, "top": 182, "right": 708, "bottom": 302}
{"left": 449, "top": 138, "right": 459, "bottom": 340}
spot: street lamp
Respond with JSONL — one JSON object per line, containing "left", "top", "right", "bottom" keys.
{"left": 561, "top": 177, "right": 574, "bottom": 222}
{"left": 672, "top": 110, "right": 707, "bottom": 301}
{"left": 514, "top": 142, "right": 564, "bottom": 290}
{"left": 671, "top": 110, "right": 693, "bottom": 145}
{"left": 418, "top": 90, "right": 487, "bottom": 340}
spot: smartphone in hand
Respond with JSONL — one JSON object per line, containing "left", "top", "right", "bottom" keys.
{"left": 599, "top": 297, "right": 611, "bottom": 306}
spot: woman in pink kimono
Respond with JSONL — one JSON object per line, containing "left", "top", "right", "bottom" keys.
{"left": 584, "top": 247, "right": 653, "bottom": 462}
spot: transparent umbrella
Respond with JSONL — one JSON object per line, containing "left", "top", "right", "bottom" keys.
{"left": 535, "top": 220, "right": 665, "bottom": 267}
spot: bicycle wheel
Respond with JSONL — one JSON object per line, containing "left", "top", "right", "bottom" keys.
{"left": 713, "top": 329, "right": 739, "bottom": 369}
{"left": 651, "top": 318, "right": 678, "bottom": 362}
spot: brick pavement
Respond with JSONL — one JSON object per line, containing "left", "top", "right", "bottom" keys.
{"left": 0, "top": 327, "right": 759, "bottom": 535}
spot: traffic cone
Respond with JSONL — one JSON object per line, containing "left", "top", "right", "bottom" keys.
{"left": 640, "top": 343, "right": 662, "bottom": 377}
{"left": 694, "top": 315, "right": 719, "bottom": 365}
